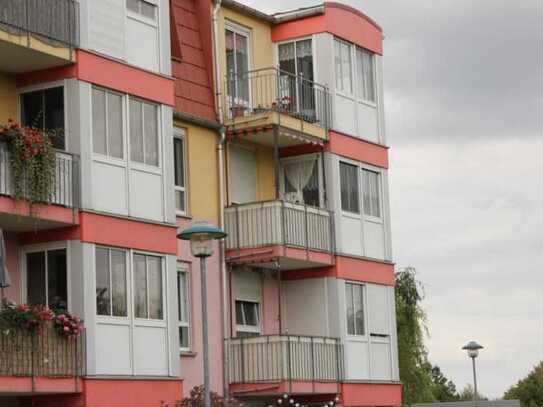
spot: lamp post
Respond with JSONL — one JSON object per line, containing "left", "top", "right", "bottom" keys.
{"left": 462, "top": 340, "right": 484, "bottom": 401}
{"left": 178, "top": 222, "right": 227, "bottom": 407}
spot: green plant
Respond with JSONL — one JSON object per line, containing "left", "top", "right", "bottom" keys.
{"left": 0, "top": 120, "right": 57, "bottom": 207}
{"left": 176, "top": 386, "right": 243, "bottom": 407}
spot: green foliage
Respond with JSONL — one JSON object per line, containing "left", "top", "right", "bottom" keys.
{"left": 504, "top": 362, "right": 543, "bottom": 407}
{"left": 396, "top": 267, "right": 462, "bottom": 405}
{"left": 0, "top": 121, "right": 57, "bottom": 208}
{"left": 457, "top": 384, "right": 487, "bottom": 401}
{"left": 176, "top": 386, "right": 242, "bottom": 407}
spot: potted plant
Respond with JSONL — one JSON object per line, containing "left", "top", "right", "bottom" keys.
{"left": 230, "top": 105, "right": 247, "bottom": 118}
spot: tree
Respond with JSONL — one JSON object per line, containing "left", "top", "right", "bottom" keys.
{"left": 457, "top": 384, "right": 487, "bottom": 401}
{"left": 395, "top": 267, "right": 461, "bottom": 405}
{"left": 395, "top": 267, "right": 434, "bottom": 404}
{"left": 504, "top": 362, "right": 543, "bottom": 407}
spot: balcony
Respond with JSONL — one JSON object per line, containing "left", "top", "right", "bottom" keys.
{"left": 0, "top": 141, "right": 79, "bottom": 230}
{"left": 229, "top": 335, "right": 343, "bottom": 395}
{"left": 225, "top": 200, "right": 334, "bottom": 270}
{"left": 0, "top": 0, "right": 79, "bottom": 73}
{"left": 224, "top": 68, "right": 331, "bottom": 147}
{"left": 0, "top": 324, "right": 85, "bottom": 394}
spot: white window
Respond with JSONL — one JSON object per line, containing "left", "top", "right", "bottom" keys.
{"left": 225, "top": 25, "right": 250, "bottom": 105}
{"left": 235, "top": 300, "right": 260, "bottom": 337}
{"left": 177, "top": 266, "right": 191, "bottom": 351}
{"left": 340, "top": 162, "right": 360, "bottom": 214}
{"left": 173, "top": 131, "right": 187, "bottom": 214}
{"left": 334, "top": 38, "right": 352, "bottom": 94}
{"left": 133, "top": 253, "right": 163, "bottom": 319}
{"left": 126, "top": 0, "right": 156, "bottom": 20}
{"left": 92, "top": 87, "right": 124, "bottom": 159}
{"left": 25, "top": 248, "right": 67, "bottom": 311}
{"left": 95, "top": 247, "right": 127, "bottom": 317}
{"left": 355, "top": 47, "right": 376, "bottom": 103}
{"left": 129, "top": 97, "right": 159, "bottom": 166}
{"left": 362, "top": 169, "right": 381, "bottom": 218}
{"left": 346, "top": 282, "right": 365, "bottom": 336}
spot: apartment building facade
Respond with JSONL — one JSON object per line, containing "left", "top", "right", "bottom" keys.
{"left": 0, "top": 1, "right": 401, "bottom": 407}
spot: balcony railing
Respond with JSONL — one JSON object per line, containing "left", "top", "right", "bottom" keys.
{"left": 0, "top": 324, "right": 85, "bottom": 378}
{"left": 229, "top": 335, "right": 343, "bottom": 384}
{"left": 0, "top": 0, "right": 80, "bottom": 48}
{"left": 225, "top": 200, "right": 334, "bottom": 253}
{"left": 0, "top": 141, "right": 80, "bottom": 209}
{"left": 225, "top": 67, "right": 331, "bottom": 129}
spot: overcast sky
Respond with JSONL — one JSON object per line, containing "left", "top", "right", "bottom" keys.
{"left": 248, "top": 0, "right": 543, "bottom": 397}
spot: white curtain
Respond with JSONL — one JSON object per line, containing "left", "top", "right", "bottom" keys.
{"left": 284, "top": 158, "right": 317, "bottom": 203}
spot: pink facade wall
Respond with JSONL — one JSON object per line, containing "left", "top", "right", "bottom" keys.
{"left": 177, "top": 218, "right": 225, "bottom": 397}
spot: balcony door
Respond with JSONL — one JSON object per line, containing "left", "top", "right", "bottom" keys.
{"left": 226, "top": 24, "right": 250, "bottom": 114}
{"left": 25, "top": 247, "right": 68, "bottom": 311}
{"left": 278, "top": 39, "right": 315, "bottom": 120}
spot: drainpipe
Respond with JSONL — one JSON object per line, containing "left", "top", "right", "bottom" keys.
{"left": 212, "top": 0, "right": 230, "bottom": 398}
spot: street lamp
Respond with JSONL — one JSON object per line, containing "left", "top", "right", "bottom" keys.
{"left": 178, "top": 222, "right": 226, "bottom": 407}
{"left": 462, "top": 340, "right": 484, "bottom": 401}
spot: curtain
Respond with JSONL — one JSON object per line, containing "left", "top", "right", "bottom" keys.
{"left": 284, "top": 158, "right": 317, "bottom": 204}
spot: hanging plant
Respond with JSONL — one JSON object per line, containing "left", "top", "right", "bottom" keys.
{"left": 53, "top": 312, "right": 84, "bottom": 339}
{"left": 0, "top": 119, "right": 56, "bottom": 206}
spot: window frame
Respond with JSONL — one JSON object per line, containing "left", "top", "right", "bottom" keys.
{"left": 132, "top": 252, "right": 165, "bottom": 321}
{"left": 339, "top": 160, "right": 361, "bottom": 216}
{"left": 280, "top": 153, "right": 324, "bottom": 208}
{"left": 361, "top": 167, "right": 382, "bottom": 221}
{"left": 345, "top": 281, "right": 366, "bottom": 337}
{"left": 225, "top": 20, "right": 252, "bottom": 108}
{"left": 177, "top": 264, "right": 191, "bottom": 352}
{"left": 128, "top": 95, "right": 161, "bottom": 169}
{"left": 91, "top": 86, "right": 126, "bottom": 161}
{"left": 355, "top": 46, "right": 377, "bottom": 106}
{"left": 334, "top": 38, "right": 353, "bottom": 96}
{"left": 95, "top": 246, "right": 129, "bottom": 319}
{"left": 235, "top": 299, "right": 261, "bottom": 336}
{"left": 18, "top": 80, "right": 67, "bottom": 151}
{"left": 21, "top": 242, "right": 69, "bottom": 311}
{"left": 173, "top": 128, "right": 188, "bottom": 216}
{"left": 126, "top": 0, "right": 159, "bottom": 26}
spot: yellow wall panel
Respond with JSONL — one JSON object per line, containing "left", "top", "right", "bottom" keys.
{"left": 256, "top": 145, "right": 275, "bottom": 201}
{"left": 0, "top": 73, "right": 17, "bottom": 124}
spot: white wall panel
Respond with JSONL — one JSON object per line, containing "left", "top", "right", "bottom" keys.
{"left": 363, "top": 220, "right": 385, "bottom": 260}
{"left": 340, "top": 216, "right": 363, "bottom": 256}
{"left": 126, "top": 18, "right": 159, "bottom": 72}
{"left": 345, "top": 340, "right": 369, "bottom": 379}
{"left": 88, "top": 0, "right": 125, "bottom": 59}
{"left": 92, "top": 161, "right": 128, "bottom": 215}
{"left": 370, "top": 341, "right": 392, "bottom": 380}
{"left": 284, "top": 278, "right": 328, "bottom": 336}
{"left": 367, "top": 284, "right": 390, "bottom": 336}
{"left": 334, "top": 94, "right": 357, "bottom": 136}
{"left": 356, "top": 103, "right": 379, "bottom": 143}
{"left": 95, "top": 324, "right": 132, "bottom": 375}
{"left": 133, "top": 326, "right": 169, "bottom": 375}
{"left": 129, "top": 169, "right": 163, "bottom": 221}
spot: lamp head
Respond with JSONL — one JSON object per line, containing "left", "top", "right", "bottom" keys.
{"left": 462, "top": 340, "right": 484, "bottom": 358}
{"left": 177, "top": 221, "right": 227, "bottom": 258}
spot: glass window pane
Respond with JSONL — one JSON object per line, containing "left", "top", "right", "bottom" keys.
{"left": 363, "top": 51, "right": 375, "bottom": 102}
{"left": 44, "top": 87, "right": 65, "bottom": 149}
{"left": 178, "top": 272, "right": 188, "bottom": 322}
{"left": 225, "top": 30, "right": 235, "bottom": 97}
{"left": 235, "top": 301, "right": 244, "bottom": 325}
{"left": 179, "top": 326, "right": 189, "bottom": 349}
{"left": 47, "top": 249, "right": 67, "bottom": 311}
{"left": 26, "top": 252, "right": 46, "bottom": 306}
{"left": 175, "top": 190, "right": 185, "bottom": 213}
{"left": 21, "top": 90, "right": 44, "bottom": 129}
{"left": 353, "top": 285, "right": 365, "bottom": 335}
{"left": 140, "top": 0, "right": 156, "bottom": 19}
{"left": 363, "top": 170, "right": 381, "bottom": 217}
{"left": 126, "top": 0, "right": 139, "bottom": 13}
{"left": 342, "top": 42, "right": 352, "bottom": 93}
{"left": 340, "top": 162, "right": 359, "bottom": 213}
{"left": 356, "top": 48, "right": 365, "bottom": 98}
{"left": 173, "top": 137, "right": 185, "bottom": 188}
{"left": 134, "top": 254, "right": 147, "bottom": 318}
{"left": 144, "top": 103, "right": 158, "bottom": 166}
{"left": 235, "top": 33, "right": 249, "bottom": 102}
{"left": 346, "top": 284, "right": 354, "bottom": 335}
{"left": 130, "top": 99, "right": 144, "bottom": 163}
{"left": 243, "top": 302, "right": 258, "bottom": 326}
{"left": 147, "top": 256, "right": 163, "bottom": 319}
{"left": 92, "top": 88, "right": 107, "bottom": 155}
{"left": 111, "top": 249, "right": 127, "bottom": 317}
{"left": 278, "top": 43, "right": 295, "bottom": 75}
{"left": 107, "top": 93, "right": 123, "bottom": 159}
{"left": 95, "top": 247, "right": 111, "bottom": 316}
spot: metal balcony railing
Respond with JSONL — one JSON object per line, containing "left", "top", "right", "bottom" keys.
{"left": 229, "top": 335, "right": 344, "bottom": 384}
{"left": 225, "top": 200, "right": 334, "bottom": 253}
{"left": 0, "top": 324, "right": 85, "bottom": 378}
{"left": 0, "top": 0, "right": 80, "bottom": 48}
{"left": 0, "top": 141, "right": 80, "bottom": 209}
{"left": 225, "top": 67, "right": 331, "bottom": 129}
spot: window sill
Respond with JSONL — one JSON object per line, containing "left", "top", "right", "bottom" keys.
{"left": 180, "top": 350, "right": 197, "bottom": 357}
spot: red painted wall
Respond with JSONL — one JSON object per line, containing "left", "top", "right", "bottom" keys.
{"left": 342, "top": 382, "right": 402, "bottom": 407}
{"left": 272, "top": 2, "right": 383, "bottom": 55}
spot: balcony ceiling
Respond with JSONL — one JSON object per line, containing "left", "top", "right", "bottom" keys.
{"left": 0, "top": 39, "right": 72, "bottom": 74}
{"left": 0, "top": 211, "right": 75, "bottom": 232}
